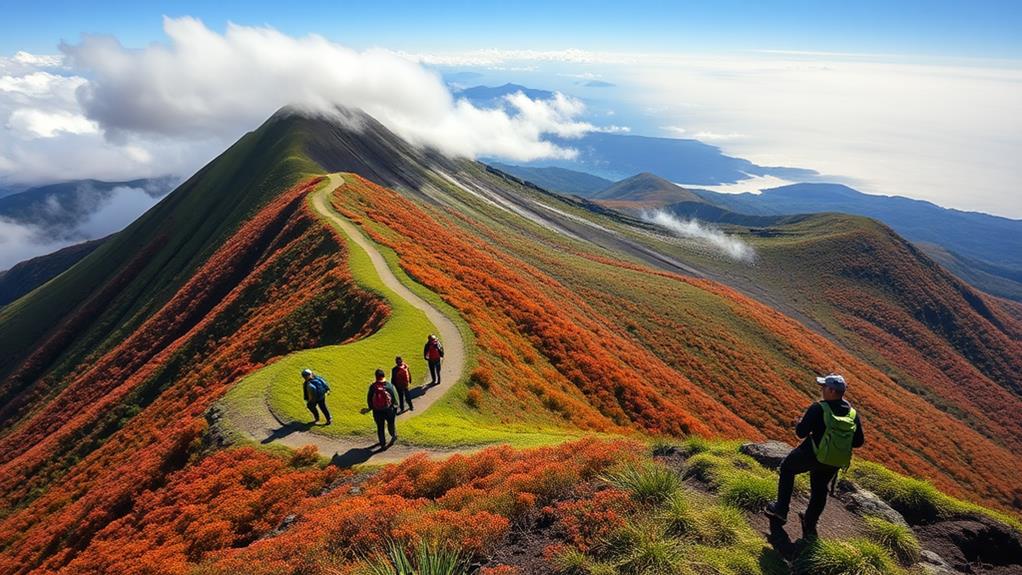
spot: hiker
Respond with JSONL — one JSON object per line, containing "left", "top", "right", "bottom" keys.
{"left": 765, "top": 373, "right": 864, "bottom": 539}
{"left": 301, "top": 368, "right": 332, "bottom": 425}
{"left": 423, "top": 334, "right": 444, "bottom": 386}
{"left": 365, "top": 368, "right": 398, "bottom": 449}
{"left": 391, "top": 356, "right": 414, "bottom": 412}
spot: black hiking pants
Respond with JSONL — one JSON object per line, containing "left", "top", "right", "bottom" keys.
{"left": 373, "top": 408, "right": 397, "bottom": 447}
{"left": 396, "top": 386, "right": 412, "bottom": 411}
{"left": 306, "top": 398, "right": 331, "bottom": 422}
{"left": 775, "top": 445, "right": 838, "bottom": 536}
{"left": 428, "top": 359, "right": 442, "bottom": 385}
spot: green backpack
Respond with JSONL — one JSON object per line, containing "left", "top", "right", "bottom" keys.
{"left": 812, "top": 402, "right": 857, "bottom": 469}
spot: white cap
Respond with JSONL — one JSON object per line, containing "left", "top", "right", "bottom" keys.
{"left": 815, "top": 373, "right": 846, "bottom": 392}
{"left": 301, "top": 368, "right": 313, "bottom": 377}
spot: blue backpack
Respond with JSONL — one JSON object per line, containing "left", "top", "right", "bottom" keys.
{"left": 308, "top": 376, "right": 330, "bottom": 400}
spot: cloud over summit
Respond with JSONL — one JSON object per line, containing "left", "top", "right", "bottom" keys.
{"left": 61, "top": 17, "right": 598, "bottom": 161}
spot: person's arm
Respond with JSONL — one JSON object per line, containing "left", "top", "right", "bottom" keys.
{"left": 439, "top": 343, "right": 444, "bottom": 358}
{"left": 387, "top": 383, "right": 398, "bottom": 407}
{"left": 794, "top": 403, "right": 819, "bottom": 439}
{"left": 367, "top": 386, "right": 373, "bottom": 410}
{"left": 423, "top": 342, "right": 429, "bottom": 360}
{"left": 853, "top": 413, "right": 865, "bottom": 448}
{"left": 303, "top": 381, "right": 309, "bottom": 402}
{"left": 391, "top": 367, "right": 399, "bottom": 382}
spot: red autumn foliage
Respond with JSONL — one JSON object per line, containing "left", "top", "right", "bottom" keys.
{"left": 0, "top": 177, "right": 388, "bottom": 574}
{"left": 332, "top": 175, "right": 758, "bottom": 439}
{"left": 196, "top": 439, "right": 640, "bottom": 573}
{"left": 330, "top": 174, "right": 1022, "bottom": 512}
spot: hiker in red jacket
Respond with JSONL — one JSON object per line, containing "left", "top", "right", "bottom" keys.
{"left": 365, "top": 368, "right": 398, "bottom": 449}
{"left": 423, "top": 334, "right": 444, "bottom": 386}
{"left": 391, "top": 356, "right": 414, "bottom": 412}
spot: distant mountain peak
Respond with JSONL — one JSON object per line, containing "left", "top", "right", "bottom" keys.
{"left": 592, "top": 172, "right": 705, "bottom": 206}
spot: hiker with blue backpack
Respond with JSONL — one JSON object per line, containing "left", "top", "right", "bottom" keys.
{"left": 765, "top": 374, "right": 864, "bottom": 539}
{"left": 301, "top": 368, "right": 332, "bottom": 425}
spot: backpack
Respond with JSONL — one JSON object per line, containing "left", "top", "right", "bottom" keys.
{"left": 393, "top": 364, "right": 411, "bottom": 388}
{"left": 371, "top": 382, "right": 392, "bottom": 411}
{"left": 308, "top": 376, "right": 329, "bottom": 400}
{"left": 426, "top": 341, "right": 443, "bottom": 361}
{"left": 813, "top": 401, "right": 857, "bottom": 469}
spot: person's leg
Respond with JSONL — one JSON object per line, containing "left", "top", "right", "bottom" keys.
{"left": 306, "top": 401, "right": 320, "bottom": 422}
{"left": 434, "top": 360, "right": 442, "bottom": 385}
{"left": 387, "top": 409, "right": 397, "bottom": 442}
{"left": 803, "top": 464, "right": 838, "bottom": 538}
{"left": 428, "top": 361, "right": 439, "bottom": 384}
{"left": 318, "top": 399, "right": 332, "bottom": 423}
{"left": 397, "top": 387, "right": 407, "bottom": 411}
{"left": 771, "top": 446, "right": 816, "bottom": 520}
{"left": 406, "top": 387, "right": 413, "bottom": 410}
{"left": 373, "top": 410, "right": 386, "bottom": 447}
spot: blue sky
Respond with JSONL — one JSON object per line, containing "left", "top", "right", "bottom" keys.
{"left": 4, "top": 0, "right": 1022, "bottom": 59}
{"left": 0, "top": 1, "right": 1020, "bottom": 227}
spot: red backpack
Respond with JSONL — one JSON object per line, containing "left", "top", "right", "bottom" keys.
{"left": 393, "top": 364, "right": 411, "bottom": 388}
{"left": 371, "top": 382, "right": 392, "bottom": 411}
{"left": 426, "top": 341, "right": 442, "bottom": 361}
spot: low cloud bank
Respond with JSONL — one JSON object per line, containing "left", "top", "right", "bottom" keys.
{"left": 643, "top": 209, "right": 755, "bottom": 263}
{"left": 0, "top": 184, "right": 165, "bottom": 270}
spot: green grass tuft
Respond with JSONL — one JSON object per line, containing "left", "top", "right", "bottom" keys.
{"left": 862, "top": 517, "right": 921, "bottom": 565}
{"left": 603, "top": 461, "right": 682, "bottom": 505}
{"left": 719, "top": 472, "right": 777, "bottom": 511}
{"left": 362, "top": 540, "right": 467, "bottom": 575}
{"left": 691, "top": 505, "right": 748, "bottom": 547}
{"left": 848, "top": 462, "right": 1022, "bottom": 531}
{"left": 793, "top": 538, "right": 903, "bottom": 575}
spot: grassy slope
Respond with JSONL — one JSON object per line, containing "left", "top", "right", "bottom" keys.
{"left": 407, "top": 167, "right": 1022, "bottom": 512}
{"left": 0, "top": 113, "right": 321, "bottom": 428}
{"left": 222, "top": 179, "right": 586, "bottom": 448}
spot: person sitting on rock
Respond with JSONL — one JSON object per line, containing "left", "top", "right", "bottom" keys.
{"left": 765, "top": 373, "right": 864, "bottom": 539}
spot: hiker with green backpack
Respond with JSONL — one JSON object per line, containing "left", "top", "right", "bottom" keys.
{"left": 765, "top": 373, "right": 864, "bottom": 539}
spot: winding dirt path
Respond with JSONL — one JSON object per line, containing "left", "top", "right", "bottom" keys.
{"left": 231, "top": 174, "right": 472, "bottom": 466}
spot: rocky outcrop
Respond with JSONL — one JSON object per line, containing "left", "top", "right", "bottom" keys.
{"left": 836, "top": 479, "right": 909, "bottom": 527}
{"left": 739, "top": 440, "right": 793, "bottom": 469}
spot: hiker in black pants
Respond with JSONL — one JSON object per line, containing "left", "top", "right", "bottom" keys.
{"left": 301, "top": 368, "right": 331, "bottom": 424}
{"left": 423, "top": 334, "right": 444, "bottom": 386}
{"left": 391, "top": 356, "right": 413, "bottom": 412}
{"left": 365, "top": 368, "right": 398, "bottom": 449}
{"left": 765, "top": 374, "right": 864, "bottom": 539}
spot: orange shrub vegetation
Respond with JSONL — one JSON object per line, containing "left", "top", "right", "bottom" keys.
{"left": 333, "top": 175, "right": 1022, "bottom": 512}
{"left": 197, "top": 439, "right": 640, "bottom": 574}
{"left": 0, "top": 178, "right": 389, "bottom": 574}
{"left": 332, "top": 175, "right": 758, "bottom": 439}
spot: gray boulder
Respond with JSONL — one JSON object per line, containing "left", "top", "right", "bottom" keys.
{"left": 915, "top": 551, "right": 959, "bottom": 574}
{"left": 739, "top": 440, "right": 793, "bottom": 469}
{"left": 839, "top": 481, "right": 909, "bottom": 527}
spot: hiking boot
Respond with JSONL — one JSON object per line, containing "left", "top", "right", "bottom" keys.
{"left": 389, "top": 435, "right": 398, "bottom": 446}
{"left": 324, "top": 419, "right": 332, "bottom": 425}
{"left": 764, "top": 502, "right": 787, "bottom": 525}
{"left": 409, "top": 405, "right": 414, "bottom": 411}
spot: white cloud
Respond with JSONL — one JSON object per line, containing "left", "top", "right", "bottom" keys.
{"left": 643, "top": 209, "right": 756, "bottom": 262}
{"left": 60, "top": 17, "right": 604, "bottom": 162}
{"left": 626, "top": 54, "right": 1022, "bottom": 217}
{"left": 0, "top": 184, "right": 165, "bottom": 270}
{"left": 691, "top": 131, "right": 747, "bottom": 141}
{"left": 7, "top": 108, "right": 98, "bottom": 138}
{"left": 661, "top": 125, "right": 687, "bottom": 136}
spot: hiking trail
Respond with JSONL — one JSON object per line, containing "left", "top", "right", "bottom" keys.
{"left": 224, "top": 174, "right": 474, "bottom": 466}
